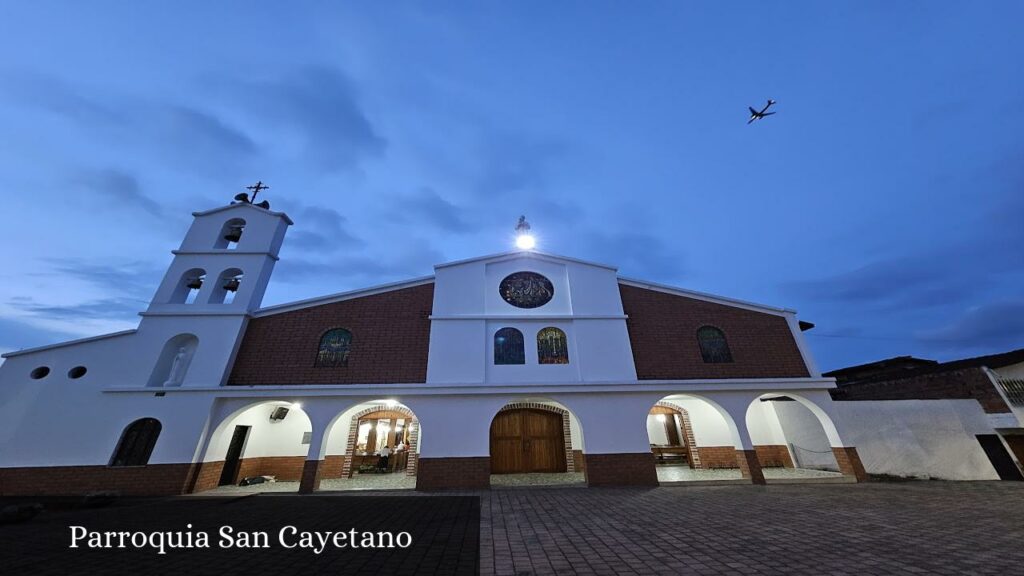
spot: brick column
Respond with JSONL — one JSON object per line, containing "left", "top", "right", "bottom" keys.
{"left": 832, "top": 447, "right": 868, "bottom": 482}
{"left": 584, "top": 453, "right": 659, "bottom": 487}
{"left": 415, "top": 457, "right": 490, "bottom": 490}
{"left": 736, "top": 450, "right": 766, "bottom": 485}
{"left": 298, "top": 460, "right": 323, "bottom": 494}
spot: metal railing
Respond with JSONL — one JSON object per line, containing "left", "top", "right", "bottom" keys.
{"left": 998, "top": 379, "right": 1024, "bottom": 407}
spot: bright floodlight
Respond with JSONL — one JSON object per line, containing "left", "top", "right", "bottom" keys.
{"left": 514, "top": 215, "right": 535, "bottom": 250}
{"left": 516, "top": 234, "right": 536, "bottom": 250}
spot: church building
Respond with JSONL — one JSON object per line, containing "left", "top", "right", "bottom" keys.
{"left": 0, "top": 196, "right": 871, "bottom": 496}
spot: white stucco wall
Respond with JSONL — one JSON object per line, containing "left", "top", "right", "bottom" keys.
{"left": 663, "top": 397, "right": 734, "bottom": 447}
{"left": 823, "top": 400, "right": 998, "bottom": 480}
{"left": 204, "top": 403, "right": 312, "bottom": 461}
{"left": 772, "top": 400, "right": 839, "bottom": 469}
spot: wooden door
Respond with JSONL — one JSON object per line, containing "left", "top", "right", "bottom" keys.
{"left": 490, "top": 409, "right": 566, "bottom": 474}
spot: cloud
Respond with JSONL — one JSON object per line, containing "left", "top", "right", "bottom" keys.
{"left": 9, "top": 298, "right": 145, "bottom": 322}
{"left": 785, "top": 255, "right": 979, "bottom": 311}
{"left": 571, "top": 229, "right": 687, "bottom": 281}
{"left": 72, "top": 169, "right": 163, "bottom": 217}
{"left": 2, "top": 72, "right": 258, "bottom": 170}
{"left": 918, "top": 300, "right": 1024, "bottom": 352}
{"left": 474, "top": 131, "right": 567, "bottom": 196}
{"left": 393, "top": 188, "right": 476, "bottom": 233}
{"left": 232, "top": 67, "right": 386, "bottom": 170}
{"left": 37, "top": 259, "right": 163, "bottom": 300}
{"left": 0, "top": 316, "right": 76, "bottom": 355}
{"left": 276, "top": 202, "right": 364, "bottom": 253}
{"left": 276, "top": 243, "right": 443, "bottom": 287}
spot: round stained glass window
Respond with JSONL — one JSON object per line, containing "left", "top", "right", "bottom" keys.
{"left": 499, "top": 272, "right": 554, "bottom": 309}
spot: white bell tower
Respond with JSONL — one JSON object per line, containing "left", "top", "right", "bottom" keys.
{"left": 137, "top": 189, "right": 292, "bottom": 387}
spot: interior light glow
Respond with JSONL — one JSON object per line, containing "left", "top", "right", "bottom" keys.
{"left": 655, "top": 414, "right": 667, "bottom": 422}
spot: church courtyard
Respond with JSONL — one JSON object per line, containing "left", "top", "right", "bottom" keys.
{"left": 4, "top": 482, "right": 1023, "bottom": 575}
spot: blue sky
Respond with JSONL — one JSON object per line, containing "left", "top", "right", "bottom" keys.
{"left": 1, "top": 2, "right": 1022, "bottom": 369}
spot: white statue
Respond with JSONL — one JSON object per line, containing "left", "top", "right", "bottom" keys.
{"left": 163, "top": 347, "right": 190, "bottom": 387}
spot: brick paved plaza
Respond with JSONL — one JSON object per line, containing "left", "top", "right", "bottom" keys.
{"left": 478, "top": 483, "right": 1024, "bottom": 575}
{"left": 3, "top": 482, "right": 1024, "bottom": 575}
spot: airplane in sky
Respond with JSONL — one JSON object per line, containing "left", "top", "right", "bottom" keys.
{"left": 747, "top": 99, "right": 777, "bottom": 124}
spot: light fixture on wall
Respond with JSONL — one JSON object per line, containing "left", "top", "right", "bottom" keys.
{"left": 291, "top": 402, "right": 302, "bottom": 410}
{"left": 269, "top": 406, "right": 290, "bottom": 422}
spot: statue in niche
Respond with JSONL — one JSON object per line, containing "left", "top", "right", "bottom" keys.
{"left": 163, "top": 347, "right": 190, "bottom": 387}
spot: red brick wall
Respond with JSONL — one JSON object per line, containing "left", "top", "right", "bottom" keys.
{"left": 416, "top": 457, "right": 490, "bottom": 490}
{"left": 829, "top": 367, "right": 1011, "bottom": 414}
{"left": 573, "top": 450, "right": 586, "bottom": 473}
{"left": 0, "top": 464, "right": 196, "bottom": 496}
{"left": 755, "top": 445, "right": 794, "bottom": 468}
{"left": 298, "top": 460, "right": 322, "bottom": 494}
{"left": 832, "top": 447, "right": 868, "bottom": 482}
{"left": 189, "top": 461, "right": 225, "bottom": 493}
{"left": 584, "top": 453, "right": 659, "bottom": 487}
{"left": 736, "top": 450, "right": 766, "bottom": 484}
{"left": 618, "top": 284, "right": 809, "bottom": 379}
{"left": 235, "top": 456, "right": 307, "bottom": 482}
{"left": 697, "top": 446, "right": 740, "bottom": 469}
{"left": 228, "top": 283, "right": 434, "bottom": 385}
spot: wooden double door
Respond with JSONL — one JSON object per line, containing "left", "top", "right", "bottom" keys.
{"left": 490, "top": 409, "right": 567, "bottom": 474}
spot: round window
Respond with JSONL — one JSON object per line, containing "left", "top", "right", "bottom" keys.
{"left": 30, "top": 366, "right": 50, "bottom": 380}
{"left": 68, "top": 366, "right": 88, "bottom": 379}
{"left": 499, "top": 272, "right": 554, "bottom": 309}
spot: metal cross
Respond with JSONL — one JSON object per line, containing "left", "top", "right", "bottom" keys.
{"left": 246, "top": 181, "right": 269, "bottom": 203}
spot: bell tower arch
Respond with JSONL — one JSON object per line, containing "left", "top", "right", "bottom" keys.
{"left": 139, "top": 190, "right": 292, "bottom": 387}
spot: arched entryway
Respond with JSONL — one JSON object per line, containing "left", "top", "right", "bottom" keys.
{"left": 489, "top": 400, "right": 583, "bottom": 486}
{"left": 199, "top": 401, "right": 313, "bottom": 493}
{"left": 647, "top": 395, "right": 742, "bottom": 483}
{"left": 745, "top": 393, "right": 847, "bottom": 479}
{"left": 318, "top": 400, "right": 420, "bottom": 491}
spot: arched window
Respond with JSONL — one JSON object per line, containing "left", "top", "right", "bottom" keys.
{"left": 316, "top": 328, "right": 353, "bottom": 367}
{"left": 494, "top": 327, "right": 525, "bottom": 365}
{"left": 697, "top": 326, "right": 733, "bottom": 363}
{"left": 537, "top": 327, "right": 569, "bottom": 364}
{"left": 110, "top": 418, "right": 161, "bottom": 467}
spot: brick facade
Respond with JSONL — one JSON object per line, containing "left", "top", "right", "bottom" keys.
{"left": 583, "top": 453, "right": 659, "bottom": 487}
{"left": 755, "top": 445, "right": 794, "bottom": 468}
{"left": 235, "top": 456, "right": 308, "bottom": 482}
{"left": 697, "top": 446, "right": 741, "bottom": 469}
{"left": 0, "top": 463, "right": 199, "bottom": 496}
{"left": 735, "top": 450, "right": 766, "bottom": 484}
{"left": 416, "top": 457, "right": 491, "bottom": 490}
{"left": 832, "top": 447, "right": 868, "bottom": 482}
{"left": 830, "top": 366, "right": 1011, "bottom": 414}
{"left": 227, "top": 283, "right": 434, "bottom": 385}
{"left": 619, "top": 284, "right": 809, "bottom": 379}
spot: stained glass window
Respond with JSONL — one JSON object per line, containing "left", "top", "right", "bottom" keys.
{"left": 494, "top": 327, "right": 525, "bottom": 365}
{"left": 697, "top": 326, "right": 733, "bottom": 363}
{"left": 537, "top": 327, "right": 569, "bottom": 364}
{"left": 499, "top": 272, "right": 554, "bottom": 309}
{"left": 110, "top": 418, "right": 161, "bottom": 466}
{"left": 316, "top": 328, "right": 352, "bottom": 367}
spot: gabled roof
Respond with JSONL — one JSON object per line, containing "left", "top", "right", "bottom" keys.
{"left": 434, "top": 250, "right": 618, "bottom": 272}
{"left": 192, "top": 202, "right": 294, "bottom": 225}
{"left": 253, "top": 275, "right": 435, "bottom": 317}
{"left": 1, "top": 329, "right": 138, "bottom": 358}
{"left": 617, "top": 277, "right": 796, "bottom": 316}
